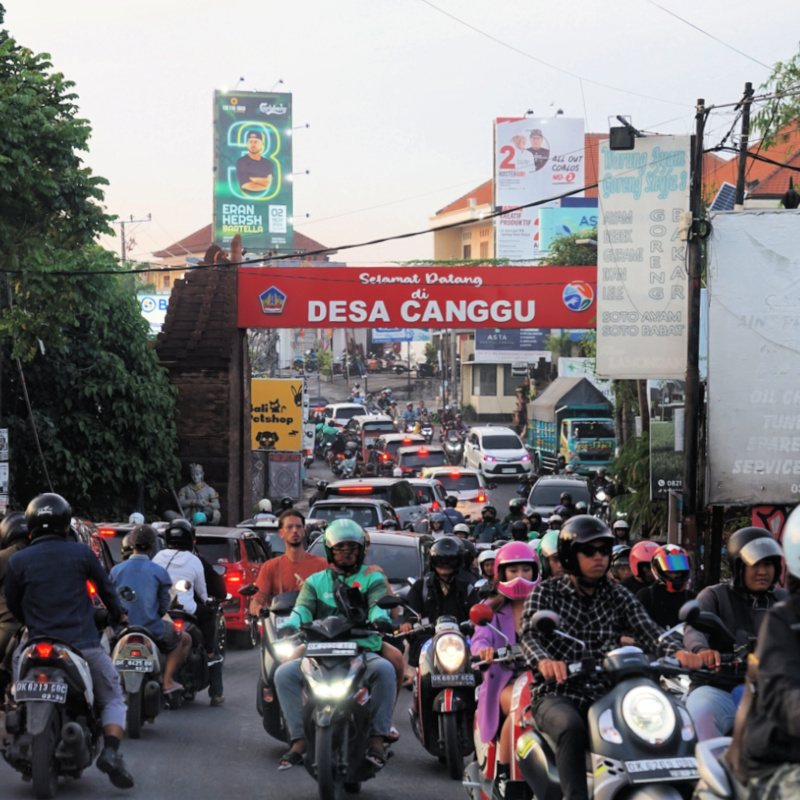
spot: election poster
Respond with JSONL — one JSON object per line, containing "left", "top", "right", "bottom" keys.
{"left": 213, "top": 91, "right": 294, "bottom": 253}
{"left": 494, "top": 117, "right": 585, "bottom": 261}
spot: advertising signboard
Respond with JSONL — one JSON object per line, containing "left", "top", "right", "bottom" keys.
{"left": 372, "top": 329, "right": 432, "bottom": 343}
{"left": 474, "top": 329, "right": 550, "bottom": 363}
{"left": 595, "top": 135, "right": 691, "bottom": 379}
{"left": 238, "top": 266, "right": 597, "bottom": 330}
{"left": 538, "top": 204, "right": 598, "bottom": 252}
{"left": 214, "top": 91, "right": 293, "bottom": 253}
{"left": 494, "top": 117, "right": 585, "bottom": 261}
{"left": 137, "top": 294, "right": 170, "bottom": 335}
{"left": 708, "top": 210, "right": 800, "bottom": 504}
{"left": 251, "top": 379, "right": 303, "bottom": 451}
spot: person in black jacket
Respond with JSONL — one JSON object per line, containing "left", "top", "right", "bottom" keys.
{"left": 636, "top": 544, "right": 696, "bottom": 629}
{"left": 195, "top": 537, "right": 227, "bottom": 706}
{"left": 684, "top": 526, "right": 787, "bottom": 741}
{"left": 400, "top": 536, "right": 479, "bottom": 665}
{"left": 730, "top": 509, "right": 800, "bottom": 798}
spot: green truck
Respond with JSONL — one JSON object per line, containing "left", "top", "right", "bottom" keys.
{"left": 527, "top": 377, "right": 616, "bottom": 475}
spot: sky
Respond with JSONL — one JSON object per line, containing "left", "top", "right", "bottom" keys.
{"left": 6, "top": 0, "right": 800, "bottom": 266}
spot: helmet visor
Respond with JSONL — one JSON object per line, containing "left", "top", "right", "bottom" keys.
{"left": 654, "top": 552, "right": 690, "bottom": 572}
{"left": 740, "top": 537, "right": 783, "bottom": 566}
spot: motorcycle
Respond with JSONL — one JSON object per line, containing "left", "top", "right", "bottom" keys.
{"left": 592, "top": 484, "right": 611, "bottom": 522}
{"left": 512, "top": 610, "right": 699, "bottom": 800}
{"left": 109, "top": 587, "right": 165, "bottom": 738}
{"left": 238, "top": 584, "right": 299, "bottom": 742}
{"left": 297, "top": 613, "right": 395, "bottom": 799}
{"left": 169, "top": 581, "right": 226, "bottom": 705}
{"left": 443, "top": 429, "right": 465, "bottom": 465}
{"left": 418, "top": 420, "right": 434, "bottom": 445}
{"left": 3, "top": 634, "right": 104, "bottom": 798}
{"left": 416, "top": 362, "right": 436, "bottom": 378}
{"left": 294, "top": 350, "right": 319, "bottom": 374}
{"left": 402, "top": 608, "right": 476, "bottom": 780}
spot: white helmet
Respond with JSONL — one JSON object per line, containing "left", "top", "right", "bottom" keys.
{"left": 783, "top": 505, "right": 800, "bottom": 579}
{"left": 477, "top": 550, "right": 496, "bottom": 565}
{"left": 258, "top": 498, "right": 272, "bottom": 512}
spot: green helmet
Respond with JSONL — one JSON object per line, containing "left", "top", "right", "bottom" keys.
{"left": 537, "top": 530, "right": 560, "bottom": 578}
{"left": 324, "top": 518, "right": 367, "bottom": 568}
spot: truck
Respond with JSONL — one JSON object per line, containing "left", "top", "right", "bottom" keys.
{"left": 527, "top": 377, "right": 616, "bottom": 475}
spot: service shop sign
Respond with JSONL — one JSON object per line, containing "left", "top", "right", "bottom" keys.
{"left": 238, "top": 266, "right": 597, "bottom": 329}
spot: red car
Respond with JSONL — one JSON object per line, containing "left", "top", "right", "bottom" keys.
{"left": 194, "top": 527, "right": 271, "bottom": 648}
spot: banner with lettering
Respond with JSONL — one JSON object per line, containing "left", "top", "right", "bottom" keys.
{"left": 238, "top": 266, "right": 597, "bottom": 329}
{"left": 213, "top": 91, "right": 293, "bottom": 252}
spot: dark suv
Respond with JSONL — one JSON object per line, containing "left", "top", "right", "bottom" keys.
{"left": 394, "top": 444, "right": 450, "bottom": 477}
{"left": 308, "top": 498, "right": 400, "bottom": 530}
{"left": 323, "top": 478, "right": 427, "bottom": 530}
{"left": 367, "top": 432, "right": 426, "bottom": 475}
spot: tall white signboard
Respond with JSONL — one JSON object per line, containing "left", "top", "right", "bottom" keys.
{"left": 708, "top": 210, "right": 800, "bottom": 504}
{"left": 596, "top": 136, "right": 690, "bottom": 379}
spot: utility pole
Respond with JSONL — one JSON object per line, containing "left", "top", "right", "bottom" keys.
{"left": 114, "top": 214, "right": 152, "bottom": 265}
{"left": 682, "top": 99, "right": 707, "bottom": 579}
{"left": 735, "top": 83, "right": 754, "bottom": 208}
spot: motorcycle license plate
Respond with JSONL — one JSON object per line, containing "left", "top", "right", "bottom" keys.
{"left": 305, "top": 642, "right": 359, "bottom": 657}
{"left": 114, "top": 658, "right": 154, "bottom": 672}
{"left": 430, "top": 673, "right": 475, "bottom": 687}
{"left": 15, "top": 680, "right": 68, "bottom": 703}
{"left": 625, "top": 757, "right": 698, "bottom": 781}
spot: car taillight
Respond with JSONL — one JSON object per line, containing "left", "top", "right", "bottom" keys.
{"left": 225, "top": 569, "right": 245, "bottom": 592}
{"left": 402, "top": 438, "right": 412, "bottom": 444}
{"left": 477, "top": 494, "right": 486, "bottom": 504}
{"left": 418, "top": 448, "right": 428, "bottom": 455}
{"left": 431, "top": 502, "right": 440, "bottom": 510}
{"left": 381, "top": 453, "right": 389, "bottom": 461}
{"left": 98, "top": 527, "right": 116, "bottom": 537}
{"left": 338, "top": 486, "right": 373, "bottom": 493}
{"left": 35, "top": 643, "right": 54, "bottom": 659}
{"left": 450, "top": 471, "right": 461, "bottom": 478}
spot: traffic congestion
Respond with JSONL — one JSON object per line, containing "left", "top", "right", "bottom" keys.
{"left": 1, "top": 378, "right": 796, "bottom": 800}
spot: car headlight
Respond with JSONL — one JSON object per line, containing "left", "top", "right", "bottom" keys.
{"left": 435, "top": 634, "right": 466, "bottom": 673}
{"left": 484, "top": 455, "right": 497, "bottom": 462}
{"left": 621, "top": 686, "right": 676, "bottom": 745}
{"left": 520, "top": 454, "right": 530, "bottom": 462}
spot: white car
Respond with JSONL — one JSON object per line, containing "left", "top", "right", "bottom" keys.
{"left": 419, "top": 466, "right": 494, "bottom": 523}
{"left": 463, "top": 425, "right": 531, "bottom": 478}
{"left": 323, "top": 402, "right": 369, "bottom": 429}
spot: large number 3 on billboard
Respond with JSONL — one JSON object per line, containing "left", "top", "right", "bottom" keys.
{"left": 226, "top": 122, "right": 281, "bottom": 201}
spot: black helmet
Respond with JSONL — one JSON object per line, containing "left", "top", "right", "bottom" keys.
{"left": 557, "top": 515, "right": 614, "bottom": 576}
{"left": 610, "top": 545, "right": 631, "bottom": 580}
{"left": 0, "top": 511, "right": 28, "bottom": 549}
{"left": 120, "top": 533, "right": 135, "bottom": 560}
{"left": 130, "top": 524, "right": 157, "bottom": 553}
{"left": 445, "top": 495, "right": 458, "bottom": 508}
{"left": 462, "top": 538, "right": 476, "bottom": 568}
{"left": 26, "top": 493, "right": 71, "bottom": 539}
{"left": 508, "top": 498, "right": 524, "bottom": 511}
{"left": 482, "top": 505, "right": 497, "bottom": 518}
{"left": 316, "top": 480, "right": 328, "bottom": 492}
{"left": 510, "top": 520, "right": 528, "bottom": 541}
{"left": 344, "top": 450, "right": 354, "bottom": 458}
{"left": 560, "top": 492, "right": 573, "bottom": 505}
{"left": 165, "top": 518, "right": 195, "bottom": 550}
{"left": 429, "top": 536, "right": 463, "bottom": 571}
{"left": 727, "top": 527, "right": 783, "bottom": 590}
{"left": 280, "top": 496, "right": 294, "bottom": 511}
{"left": 597, "top": 468, "right": 607, "bottom": 478}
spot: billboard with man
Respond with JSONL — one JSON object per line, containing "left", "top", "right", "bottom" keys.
{"left": 214, "top": 91, "right": 293, "bottom": 253}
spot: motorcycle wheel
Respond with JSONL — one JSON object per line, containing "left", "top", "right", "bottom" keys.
{"left": 216, "top": 615, "right": 227, "bottom": 662}
{"left": 316, "top": 724, "right": 347, "bottom": 800}
{"left": 31, "top": 704, "right": 59, "bottom": 799}
{"left": 127, "top": 688, "right": 143, "bottom": 739}
{"left": 442, "top": 712, "right": 463, "bottom": 780}
{"left": 236, "top": 618, "right": 259, "bottom": 649}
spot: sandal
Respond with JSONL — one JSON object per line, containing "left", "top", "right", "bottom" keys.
{"left": 364, "top": 747, "right": 388, "bottom": 772}
{"left": 278, "top": 749, "right": 305, "bottom": 771}
{"left": 162, "top": 683, "right": 184, "bottom": 695}
{"left": 385, "top": 726, "right": 400, "bottom": 743}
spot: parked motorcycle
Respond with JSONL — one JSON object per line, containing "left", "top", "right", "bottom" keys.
{"left": 3, "top": 635, "right": 104, "bottom": 798}
{"left": 416, "top": 362, "right": 436, "bottom": 378}
{"left": 238, "top": 585, "right": 299, "bottom": 742}
{"left": 294, "top": 350, "right": 319, "bottom": 374}
{"left": 297, "top": 614, "right": 395, "bottom": 799}
{"left": 110, "top": 587, "right": 165, "bottom": 738}
{"left": 443, "top": 429, "right": 465, "bottom": 465}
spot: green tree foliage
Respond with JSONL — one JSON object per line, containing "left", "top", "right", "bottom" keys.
{"left": 541, "top": 229, "right": 598, "bottom": 267}
{"left": 0, "top": 12, "right": 180, "bottom": 518}
{"left": 752, "top": 47, "right": 800, "bottom": 149}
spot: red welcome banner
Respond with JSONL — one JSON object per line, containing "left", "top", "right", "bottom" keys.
{"left": 238, "top": 266, "right": 597, "bottom": 329}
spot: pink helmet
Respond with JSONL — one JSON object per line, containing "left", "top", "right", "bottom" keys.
{"left": 630, "top": 540, "right": 660, "bottom": 580}
{"left": 495, "top": 541, "right": 540, "bottom": 600}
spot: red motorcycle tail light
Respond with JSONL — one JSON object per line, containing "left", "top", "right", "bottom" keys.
{"left": 130, "top": 650, "right": 141, "bottom": 657}
{"left": 35, "top": 643, "right": 54, "bottom": 659}
{"left": 174, "top": 620, "right": 184, "bottom": 631}
{"left": 86, "top": 580, "right": 97, "bottom": 596}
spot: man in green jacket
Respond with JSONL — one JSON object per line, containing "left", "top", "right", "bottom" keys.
{"left": 274, "top": 519, "right": 395, "bottom": 772}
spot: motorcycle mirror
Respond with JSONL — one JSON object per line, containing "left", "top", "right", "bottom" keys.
{"left": 174, "top": 579, "right": 192, "bottom": 593}
{"left": 658, "top": 621, "right": 684, "bottom": 642}
{"left": 212, "top": 564, "right": 226, "bottom": 576}
{"left": 376, "top": 595, "right": 402, "bottom": 610}
{"left": 474, "top": 579, "right": 495, "bottom": 600}
{"left": 470, "top": 604, "right": 494, "bottom": 626}
{"left": 239, "top": 583, "right": 259, "bottom": 598}
{"left": 678, "top": 600, "right": 701, "bottom": 624}
{"left": 531, "top": 610, "right": 559, "bottom": 636}
{"left": 681, "top": 602, "right": 737, "bottom": 647}
{"left": 118, "top": 586, "right": 137, "bottom": 603}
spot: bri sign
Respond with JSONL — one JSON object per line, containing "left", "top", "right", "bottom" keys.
{"left": 238, "top": 266, "right": 597, "bottom": 329}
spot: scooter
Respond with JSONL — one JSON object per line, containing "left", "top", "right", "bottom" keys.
{"left": 418, "top": 420, "right": 435, "bottom": 445}
{"left": 3, "top": 634, "right": 104, "bottom": 799}
{"left": 443, "top": 429, "right": 465, "bottom": 465}
{"left": 110, "top": 588, "right": 165, "bottom": 738}
{"left": 510, "top": 610, "right": 700, "bottom": 800}
{"left": 239, "top": 585, "right": 300, "bottom": 742}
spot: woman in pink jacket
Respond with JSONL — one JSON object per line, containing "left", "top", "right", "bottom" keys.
{"left": 470, "top": 541, "right": 541, "bottom": 800}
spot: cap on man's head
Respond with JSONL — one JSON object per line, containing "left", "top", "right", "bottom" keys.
{"left": 247, "top": 129, "right": 264, "bottom": 141}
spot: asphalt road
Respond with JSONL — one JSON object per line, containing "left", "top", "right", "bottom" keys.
{"left": 0, "top": 646, "right": 473, "bottom": 800}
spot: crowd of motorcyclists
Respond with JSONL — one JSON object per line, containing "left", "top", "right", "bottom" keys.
{"left": 2, "top": 448, "right": 800, "bottom": 800}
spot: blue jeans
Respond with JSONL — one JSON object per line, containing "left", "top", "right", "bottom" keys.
{"left": 685, "top": 684, "right": 737, "bottom": 741}
{"left": 275, "top": 652, "right": 395, "bottom": 742}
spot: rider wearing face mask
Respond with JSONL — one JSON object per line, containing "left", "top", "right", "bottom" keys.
{"left": 473, "top": 506, "right": 504, "bottom": 545}
{"left": 684, "top": 526, "right": 787, "bottom": 742}
{"left": 519, "top": 516, "right": 702, "bottom": 800}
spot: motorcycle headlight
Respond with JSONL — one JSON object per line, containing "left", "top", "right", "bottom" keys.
{"left": 274, "top": 640, "right": 296, "bottom": 660}
{"left": 435, "top": 634, "right": 466, "bottom": 673}
{"left": 306, "top": 674, "right": 354, "bottom": 699}
{"left": 621, "top": 686, "right": 676, "bottom": 745}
